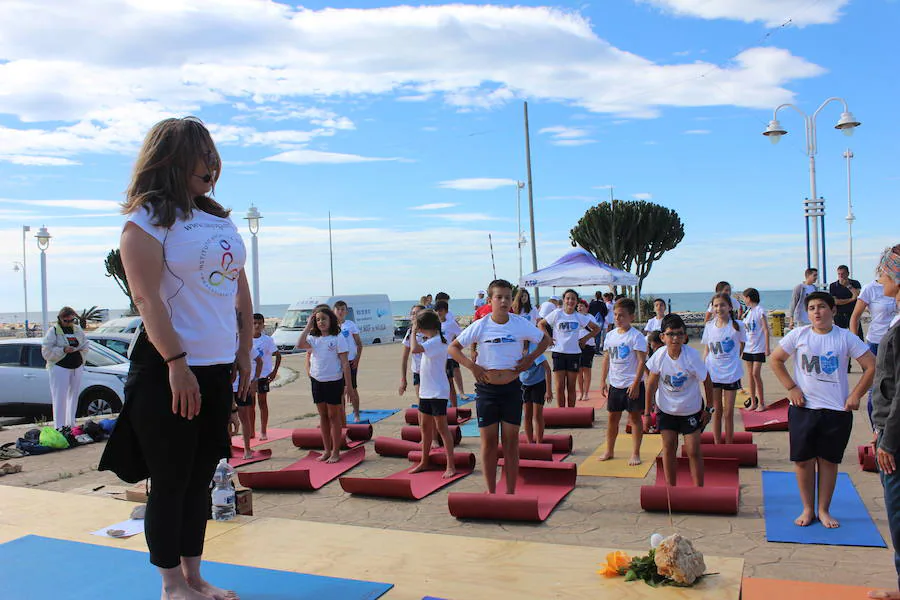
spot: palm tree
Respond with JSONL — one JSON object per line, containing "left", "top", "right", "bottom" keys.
{"left": 78, "top": 306, "right": 106, "bottom": 327}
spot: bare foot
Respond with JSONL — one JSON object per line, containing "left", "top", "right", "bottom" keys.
{"left": 627, "top": 455, "right": 642, "bottom": 466}
{"left": 597, "top": 451, "right": 613, "bottom": 462}
{"left": 408, "top": 462, "right": 429, "bottom": 474}
{"left": 316, "top": 452, "right": 330, "bottom": 462}
{"left": 353, "top": 413, "right": 361, "bottom": 423}
{"left": 794, "top": 510, "right": 817, "bottom": 527}
{"left": 819, "top": 510, "right": 840, "bottom": 528}
{"left": 442, "top": 468, "right": 457, "bottom": 479}
{"left": 242, "top": 452, "right": 253, "bottom": 460}
{"left": 755, "top": 403, "right": 766, "bottom": 412}
{"left": 248, "top": 432, "right": 256, "bottom": 439}
{"left": 868, "top": 590, "right": 900, "bottom": 599}
{"left": 259, "top": 434, "right": 268, "bottom": 441}
{"left": 325, "top": 453, "right": 341, "bottom": 464}
{"left": 187, "top": 576, "right": 240, "bottom": 600}
{"left": 161, "top": 583, "right": 214, "bottom": 600}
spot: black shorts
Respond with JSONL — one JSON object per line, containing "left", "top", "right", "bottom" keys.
{"left": 233, "top": 391, "right": 253, "bottom": 408}
{"left": 257, "top": 377, "right": 270, "bottom": 394}
{"left": 418, "top": 398, "right": 448, "bottom": 417}
{"left": 712, "top": 380, "right": 741, "bottom": 391}
{"left": 788, "top": 405, "right": 852, "bottom": 464}
{"left": 310, "top": 377, "right": 344, "bottom": 406}
{"left": 522, "top": 379, "right": 547, "bottom": 404}
{"left": 476, "top": 381, "right": 523, "bottom": 427}
{"left": 657, "top": 409, "right": 704, "bottom": 435}
{"left": 350, "top": 368, "right": 358, "bottom": 389}
{"left": 607, "top": 384, "right": 644, "bottom": 413}
{"left": 580, "top": 346, "right": 595, "bottom": 369}
{"left": 552, "top": 352, "right": 580, "bottom": 373}
{"left": 742, "top": 352, "right": 766, "bottom": 363}
{"left": 445, "top": 358, "right": 459, "bottom": 380}
{"left": 412, "top": 372, "right": 421, "bottom": 387}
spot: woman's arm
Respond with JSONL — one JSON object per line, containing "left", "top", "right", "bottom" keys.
{"left": 296, "top": 316, "right": 315, "bottom": 350}
{"left": 235, "top": 271, "right": 253, "bottom": 400}
{"left": 849, "top": 297, "right": 868, "bottom": 338}
{"left": 41, "top": 328, "right": 65, "bottom": 363}
{"left": 763, "top": 314, "right": 771, "bottom": 355}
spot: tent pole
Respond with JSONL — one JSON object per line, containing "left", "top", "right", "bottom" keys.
{"left": 524, "top": 101, "right": 539, "bottom": 304}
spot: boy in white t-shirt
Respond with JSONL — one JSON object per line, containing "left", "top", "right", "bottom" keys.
{"left": 399, "top": 304, "right": 426, "bottom": 398}
{"left": 643, "top": 298, "right": 667, "bottom": 339}
{"left": 741, "top": 288, "right": 770, "bottom": 412}
{"left": 233, "top": 346, "right": 264, "bottom": 459}
{"left": 450, "top": 279, "right": 551, "bottom": 494}
{"left": 436, "top": 300, "right": 465, "bottom": 408}
{"left": 645, "top": 313, "right": 714, "bottom": 486}
{"left": 252, "top": 313, "right": 281, "bottom": 440}
{"left": 598, "top": 298, "right": 648, "bottom": 466}
{"left": 334, "top": 300, "right": 363, "bottom": 424}
{"left": 771, "top": 291, "right": 875, "bottom": 528}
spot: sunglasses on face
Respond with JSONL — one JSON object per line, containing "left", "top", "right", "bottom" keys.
{"left": 61, "top": 318, "right": 75, "bottom": 323}
{"left": 662, "top": 331, "right": 684, "bottom": 338}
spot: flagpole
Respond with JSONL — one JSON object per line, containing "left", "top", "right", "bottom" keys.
{"left": 328, "top": 211, "right": 335, "bottom": 296}
{"left": 524, "top": 101, "right": 539, "bottom": 303}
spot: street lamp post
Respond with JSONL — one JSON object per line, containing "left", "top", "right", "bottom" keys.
{"left": 35, "top": 226, "right": 51, "bottom": 334}
{"left": 762, "top": 97, "right": 861, "bottom": 286}
{"left": 843, "top": 149, "right": 855, "bottom": 276}
{"left": 21, "top": 225, "right": 30, "bottom": 334}
{"left": 244, "top": 205, "right": 262, "bottom": 310}
{"left": 12, "top": 262, "right": 26, "bottom": 335}
{"left": 516, "top": 181, "right": 526, "bottom": 279}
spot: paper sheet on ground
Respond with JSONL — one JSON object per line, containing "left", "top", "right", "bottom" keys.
{"left": 91, "top": 519, "right": 144, "bottom": 538}
{"left": 578, "top": 434, "right": 663, "bottom": 478}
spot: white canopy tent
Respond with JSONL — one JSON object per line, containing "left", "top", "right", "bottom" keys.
{"left": 519, "top": 247, "right": 638, "bottom": 288}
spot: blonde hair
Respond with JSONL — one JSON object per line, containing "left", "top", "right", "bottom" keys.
{"left": 121, "top": 116, "right": 229, "bottom": 228}
{"left": 57, "top": 306, "right": 77, "bottom": 325}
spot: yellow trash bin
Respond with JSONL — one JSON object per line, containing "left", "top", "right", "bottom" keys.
{"left": 770, "top": 311, "right": 785, "bottom": 337}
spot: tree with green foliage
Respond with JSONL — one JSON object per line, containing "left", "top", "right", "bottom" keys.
{"left": 104, "top": 249, "right": 137, "bottom": 315}
{"left": 570, "top": 200, "right": 684, "bottom": 319}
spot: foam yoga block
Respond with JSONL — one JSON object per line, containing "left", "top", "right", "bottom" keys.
{"left": 740, "top": 398, "right": 789, "bottom": 432}
{"left": 400, "top": 425, "right": 462, "bottom": 445}
{"left": 228, "top": 447, "right": 272, "bottom": 468}
{"left": 448, "top": 459, "right": 577, "bottom": 522}
{"left": 373, "top": 437, "right": 421, "bottom": 458}
{"left": 518, "top": 433, "right": 573, "bottom": 453}
{"left": 237, "top": 446, "right": 365, "bottom": 491}
{"left": 640, "top": 457, "right": 740, "bottom": 515}
{"left": 699, "top": 431, "right": 753, "bottom": 444}
{"left": 541, "top": 407, "right": 594, "bottom": 428}
{"left": 682, "top": 443, "right": 758, "bottom": 467}
{"left": 498, "top": 442, "right": 553, "bottom": 461}
{"left": 404, "top": 407, "right": 472, "bottom": 426}
{"left": 339, "top": 451, "right": 475, "bottom": 500}
{"left": 858, "top": 445, "right": 877, "bottom": 472}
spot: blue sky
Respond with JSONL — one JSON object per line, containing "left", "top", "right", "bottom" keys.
{"left": 0, "top": 0, "right": 897, "bottom": 313}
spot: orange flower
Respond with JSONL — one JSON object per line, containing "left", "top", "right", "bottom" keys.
{"left": 596, "top": 562, "right": 620, "bottom": 577}
{"left": 596, "top": 551, "right": 631, "bottom": 577}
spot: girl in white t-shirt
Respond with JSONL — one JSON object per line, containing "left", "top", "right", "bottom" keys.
{"left": 408, "top": 310, "right": 457, "bottom": 478}
{"left": 400, "top": 304, "right": 426, "bottom": 398}
{"left": 703, "top": 281, "right": 742, "bottom": 322}
{"left": 576, "top": 300, "right": 599, "bottom": 402}
{"left": 850, "top": 279, "right": 899, "bottom": 426}
{"left": 512, "top": 288, "right": 540, "bottom": 323}
{"left": 297, "top": 306, "right": 355, "bottom": 464}
{"left": 741, "top": 288, "right": 771, "bottom": 412}
{"left": 702, "top": 293, "right": 747, "bottom": 445}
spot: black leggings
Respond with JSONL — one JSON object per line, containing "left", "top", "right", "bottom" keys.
{"left": 127, "top": 362, "right": 232, "bottom": 568}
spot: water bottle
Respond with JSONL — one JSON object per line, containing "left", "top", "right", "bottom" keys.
{"left": 210, "top": 458, "right": 236, "bottom": 521}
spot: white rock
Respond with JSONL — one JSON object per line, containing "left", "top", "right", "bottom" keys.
{"left": 654, "top": 534, "right": 706, "bottom": 585}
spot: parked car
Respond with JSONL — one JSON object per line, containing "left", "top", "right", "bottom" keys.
{"left": 0, "top": 339, "right": 129, "bottom": 418}
{"left": 94, "top": 316, "right": 143, "bottom": 334}
{"left": 87, "top": 332, "right": 134, "bottom": 357}
{"left": 273, "top": 294, "right": 392, "bottom": 353}
{"left": 393, "top": 316, "right": 411, "bottom": 341}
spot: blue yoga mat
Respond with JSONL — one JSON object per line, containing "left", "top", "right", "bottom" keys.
{"left": 350, "top": 409, "right": 401, "bottom": 424}
{"left": 0, "top": 535, "right": 393, "bottom": 599}
{"left": 460, "top": 419, "right": 480, "bottom": 437}
{"left": 762, "top": 471, "right": 886, "bottom": 547}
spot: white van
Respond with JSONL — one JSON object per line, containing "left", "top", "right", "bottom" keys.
{"left": 272, "top": 294, "right": 393, "bottom": 353}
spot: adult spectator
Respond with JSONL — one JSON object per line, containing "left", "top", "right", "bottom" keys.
{"left": 588, "top": 291, "right": 608, "bottom": 353}
{"left": 473, "top": 290, "right": 487, "bottom": 309}
{"left": 41, "top": 306, "right": 88, "bottom": 428}
{"left": 788, "top": 268, "right": 818, "bottom": 328}
{"left": 830, "top": 265, "right": 862, "bottom": 333}
{"left": 538, "top": 295, "right": 561, "bottom": 319}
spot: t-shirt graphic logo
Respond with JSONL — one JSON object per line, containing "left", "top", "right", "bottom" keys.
{"left": 800, "top": 352, "right": 839, "bottom": 375}
{"left": 709, "top": 338, "right": 735, "bottom": 355}
{"left": 342, "top": 330, "right": 350, "bottom": 338}
{"left": 610, "top": 344, "right": 630, "bottom": 360}
{"left": 199, "top": 235, "right": 241, "bottom": 296}
{"left": 663, "top": 372, "right": 687, "bottom": 391}
{"left": 820, "top": 351, "right": 839, "bottom": 374}
{"left": 558, "top": 322, "right": 579, "bottom": 332}
{"left": 748, "top": 320, "right": 757, "bottom": 332}
{"left": 487, "top": 336, "right": 516, "bottom": 344}
{"left": 327, "top": 341, "right": 336, "bottom": 352}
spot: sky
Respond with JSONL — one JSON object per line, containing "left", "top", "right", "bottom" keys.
{"left": 0, "top": 0, "right": 898, "bottom": 313}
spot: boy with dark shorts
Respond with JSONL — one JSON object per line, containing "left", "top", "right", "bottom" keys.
{"left": 520, "top": 343, "right": 552, "bottom": 444}
{"left": 435, "top": 300, "right": 465, "bottom": 407}
{"left": 771, "top": 291, "right": 875, "bottom": 528}
{"left": 598, "top": 298, "right": 648, "bottom": 466}
{"left": 645, "top": 314, "right": 713, "bottom": 486}
{"left": 450, "top": 279, "right": 551, "bottom": 494}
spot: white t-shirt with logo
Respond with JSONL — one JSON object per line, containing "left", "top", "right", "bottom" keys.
{"left": 252, "top": 334, "right": 279, "bottom": 378}
{"left": 418, "top": 336, "right": 450, "bottom": 399}
{"left": 644, "top": 316, "right": 664, "bottom": 335}
{"left": 402, "top": 330, "right": 424, "bottom": 374}
{"left": 455, "top": 313, "right": 544, "bottom": 370}
{"left": 779, "top": 325, "right": 870, "bottom": 411}
{"left": 582, "top": 313, "right": 600, "bottom": 347}
{"left": 340, "top": 320, "right": 361, "bottom": 362}
{"left": 742, "top": 305, "right": 768, "bottom": 355}
{"left": 545, "top": 309, "right": 592, "bottom": 355}
{"left": 605, "top": 304, "right": 616, "bottom": 328}
{"left": 233, "top": 346, "right": 263, "bottom": 393}
{"left": 702, "top": 319, "right": 747, "bottom": 384}
{"left": 603, "top": 327, "right": 648, "bottom": 389}
{"left": 441, "top": 317, "right": 462, "bottom": 343}
{"left": 860, "top": 281, "right": 899, "bottom": 344}
{"left": 646, "top": 345, "right": 708, "bottom": 416}
{"left": 706, "top": 296, "right": 740, "bottom": 315}
{"left": 307, "top": 334, "right": 349, "bottom": 382}
{"left": 127, "top": 206, "right": 246, "bottom": 367}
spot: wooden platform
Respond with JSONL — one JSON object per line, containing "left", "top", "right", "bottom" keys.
{"left": 0, "top": 484, "right": 743, "bottom": 599}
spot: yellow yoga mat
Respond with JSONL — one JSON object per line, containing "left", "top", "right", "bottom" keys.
{"left": 735, "top": 389, "right": 751, "bottom": 408}
{"left": 577, "top": 434, "right": 664, "bottom": 478}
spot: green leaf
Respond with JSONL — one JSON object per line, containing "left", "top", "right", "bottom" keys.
{"left": 624, "top": 570, "right": 637, "bottom": 582}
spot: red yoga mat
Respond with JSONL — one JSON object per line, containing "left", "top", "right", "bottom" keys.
{"left": 447, "top": 459, "right": 577, "bottom": 522}
{"left": 498, "top": 442, "right": 568, "bottom": 462}
{"left": 230, "top": 427, "right": 294, "bottom": 449}
{"left": 373, "top": 436, "right": 421, "bottom": 457}
{"left": 237, "top": 446, "right": 365, "bottom": 490}
{"left": 858, "top": 444, "right": 877, "bottom": 472}
{"left": 518, "top": 433, "right": 573, "bottom": 453}
{"left": 682, "top": 443, "right": 758, "bottom": 467}
{"left": 640, "top": 456, "right": 740, "bottom": 515}
{"left": 400, "top": 425, "right": 462, "bottom": 445}
{"left": 339, "top": 451, "right": 475, "bottom": 500}
{"left": 542, "top": 407, "right": 594, "bottom": 428}
{"left": 404, "top": 407, "right": 472, "bottom": 426}
{"left": 291, "top": 428, "right": 366, "bottom": 450}
{"left": 740, "top": 398, "right": 789, "bottom": 432}
{"left": 699, "top": 431, "right": 754, "bottom": 444}
{"left": 228, "top": 447, "right": 272, "bottom": 468}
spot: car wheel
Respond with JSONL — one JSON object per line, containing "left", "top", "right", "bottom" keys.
{"left": 78, "top": 388, "right": 122, "bottom": 418}
{"left": 373, "top": 338, "right": 381, "bottom": 344}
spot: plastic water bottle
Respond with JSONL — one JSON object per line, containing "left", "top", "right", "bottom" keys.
{"left": 211, "top": 458, "right": 236, "bottom": 521}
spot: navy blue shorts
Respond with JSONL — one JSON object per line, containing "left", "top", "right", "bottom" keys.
{"left": 476, "top": 381, "right": 523, "bottom": 427}
{"left": 522, "top": 379, "right": 546, "bottom": 404}
{"left": 580, "top": 346, "right": 595, "bottom": 369}
{"left": 256, "top": 377, "right": 270, "bottom": 394}
{"left": 788, "top": 405, "right": 852, "bottom": 464}
{"left": 311, "top": 377, "right": 343, "bottom": 405}
{"left": 445, "top": 358, "right": 459, "bottom": 380}
{"left": 607, "top": 384, "right": 644, "bottom": 413}
{"left": 712, "top": 379, "right": 741, "bottom": 391}
{"left": 552, "top": 352, "right": 580, "bottom": 373}
{"left": 418, "top": 398, "right": 448, "bottom": 417}
{"left": 412, "top": 372, "right": 420, "bottom": 387}
{"left": 657, "top": 409, "right": 704, "bottom": 435}
{"left": 233, "top": 391, "right": 253, "bottom": 408}
{"left": 742, "top": 352, "right": 766, "bottom": 363}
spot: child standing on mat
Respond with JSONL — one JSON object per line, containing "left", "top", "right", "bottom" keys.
{"left": 408, "top": 310, "right": 457, "bottom": 478}
{"left": 741, "top": 288, "right": 770, "bottom": 412}
{"left": 233, "top": 346, "right": 263, "bottom": 459}
{"left": 450, "top": 279, "right": 551, "bottom": 494}
{"left": 252, "top": 313, "right": 280, "bottom": 440}
{"left": 576, "top": 299, "right": 599, "bottom": 403}
{"left": 436, "top": 300, "right": 464, "bottom": 408}
{"left": 520, "top": 341, "right": 553, "bottom": 444}
{"left": 400, "top": 304, "right": 426, "bottom": 399}
{"left": 334, "top": 300, "right": 363, "bottom": 424}
{"left": 297, "top": 306, "right": 356, "bottom": 464}
{"left": 598, "top": 298, "right": 648, "bottom": 465}
{"left": 702, "top": 293, "right": 747, "bottom": 445}
{"left": 646, "top": 313, "right": 714, "bottom": 486}
{"left": 771, "top": 291, "right": 875, "bottom": 528}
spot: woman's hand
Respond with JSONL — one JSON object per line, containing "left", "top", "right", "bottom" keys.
{"left": 236, "top": 351, "right": 252, "bottom": 400}
{"left": 169, "top": 361, "right": 201, "bottom": 419}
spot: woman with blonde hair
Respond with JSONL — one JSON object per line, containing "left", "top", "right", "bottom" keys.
{"left": 41, "top": 306, "right": 88, "bottom": 428}
{"left": 100, "top": 117, "right": 252, "bottom": 600}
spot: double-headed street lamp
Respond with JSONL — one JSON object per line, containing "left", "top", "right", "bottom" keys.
{"left": 515, "top": 181, "right": 526, "bottom": 279}
{"left": 244, "top": 205, "right": 263, "bottom": 310}
{"left": 35, "top": 226, "right": 51, "bottom": 333}
{"left": 762, "top": 97, "right": 861, "bottom": 285}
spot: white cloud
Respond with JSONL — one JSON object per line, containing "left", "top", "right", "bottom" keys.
{"left": 262, "top": 149, "right": 403, "bottom": 165}
{"left": 637, "top": 0, "right": 850, "bottom": 27}
{"left": 0, "top": 155, "right": 80, "bottom": 166}
{"left": 410, "top": 203, "right": 458, "bottom": 210}
{"left": 0, "top": 199, "right": 121, "bottom": 211}
{"left": 553, "top": 139, "right": 597, "bottom": 147}
{"left": 539, "top": 125, "right": 596, "bottom": 146}
{"left": 632, "top": 192, "right": 653, "bottom": 200}
{"left": 438, "top": 178, "right": 517, "bottom": 191}
{"left": 543, "top": 195, "right": 599, "bottom": 201}
{"left": 426, "top": 213, "right": 506, "bottom": 222}
{"left": 683, "top": 129, "right": 711, "bottom": 135}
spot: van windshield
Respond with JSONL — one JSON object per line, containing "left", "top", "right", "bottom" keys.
{"left": 280, "top": 309, "right": 313, "bottom": 330}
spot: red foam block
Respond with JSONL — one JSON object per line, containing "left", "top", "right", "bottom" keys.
{"left": 448, "top": 459, "right": 577, "bottom": 522}
{"left": 518, "top": 433, "right": 573, "bottom": 453}
{"left": 699, "top": 431, "right": 754, "bottom": 444}
{"left": 230, "top": 427, "right": 294, "bottom": 449}
{"left": 291, "top": 428, "right": 366, "bottom": 450}
{"left": 340, "top": 450, "right": 474, "bottom": 500}
{"left": 498, "top": 442, "right": 559, "bottom": 462}
{"left": 404, "top": 407, "right": 472, "bottom": 426}
{"left": 237, "top": 446, "right": 365, "bottom": 490}
{"left": 228, "top": 447, "right": 272, "bottom": 468}
{"left": 682, "top": 443, "right": 758, "bottom": 467}
{"left": 740, "top": 398, "right": 789, "bottom": 432}
{"left": 640, "top": 456, "right": 740, "bottom": 515}
{"left": 400, "top": 425, "right": 462, "bottom": 445}
{"left": 542, "top": 407, "right": 594, "bottom": 428}
{"left": 373, "top": 437, "right": 421, "bottom": 457}
{"left": 858, "top": 444, "right": 877, "bottom": 472}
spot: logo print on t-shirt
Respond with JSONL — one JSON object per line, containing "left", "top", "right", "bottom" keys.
{"left": 199, "top": 235, "right": 242, "bottom": 296}
{"left": 820, "top": 352, "right": 839, "bottom": 374}
{"left": 486, "top": 336, "right": 516, "bottom": 344}
{"left": 610, "top": 344, "right": 630, "bottom": 360}
{"left": 748, "top": 320, "right": 758, "bottom": 332}
{"left": 558, "top": 321, "right": 580, "bottom": 332}
{"left": 663, "top": 372, "right": 687, "bottom": 391}
{"left": 800, "top": 352, "right": 839, "bottom": 376}
{"left": 709, "top": 338, "right": 734, "bottom": 355}
{"left": 721, "top": 337, "right": 735, "bottom": 353}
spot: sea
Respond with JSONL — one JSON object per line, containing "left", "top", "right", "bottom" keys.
{"left": 0, "top": 290, "right": 795, "bottom": 326}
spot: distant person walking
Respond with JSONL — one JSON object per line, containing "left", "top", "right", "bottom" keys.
{"left": 830, "top": 265, "right": 862, "bottom": 334}
{"left": 789, "top": 268, "right": 819, "bottom": 329}
{"left": 474, "top": 290, "right": 487, "bottom": 309}
{"left": 588, "top": 291, "right": 609, "bottom": 352}
{"left": 41, "top": 306, "right": 88, "bottom": 428}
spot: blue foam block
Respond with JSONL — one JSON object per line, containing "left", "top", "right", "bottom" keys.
{"left": 0, "top": 535, "right": 393, "bottom": 599}
{"left": 762, "top": 471, "right": 886, "bottom": 547}
{"left": 350, "top": 409, "right": 401, "bottom": 424}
